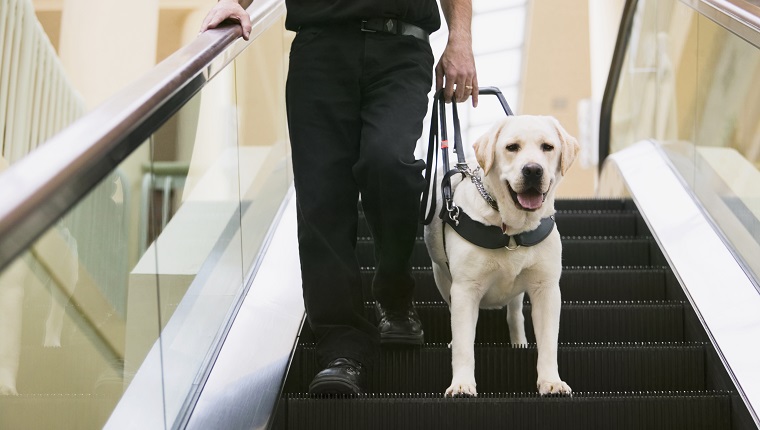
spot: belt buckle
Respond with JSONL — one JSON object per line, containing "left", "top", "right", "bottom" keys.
{"left": 360, "top": 20, "right": 376, "bottom": 33}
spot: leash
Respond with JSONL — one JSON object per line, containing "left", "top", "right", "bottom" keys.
{"left": 419, "top": 89, "right": 468, "bottom": 225}
{"left": 419, "top": 87, "right": 555, "bottom": 251}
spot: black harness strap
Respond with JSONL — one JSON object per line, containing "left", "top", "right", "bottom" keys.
{"left": 441, "top": 207, "right": 555, "bottom": 249}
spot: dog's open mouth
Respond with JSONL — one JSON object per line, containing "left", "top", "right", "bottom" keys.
{"left": 508, "top": 183, "right": 546, "bottom": 211}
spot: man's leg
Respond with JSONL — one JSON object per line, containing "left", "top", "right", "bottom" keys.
{"left": 353, "top": 33, "right": 434, "bottom": 328}
{"left": 286, "top": 27, "right": 379, "bottom": 374}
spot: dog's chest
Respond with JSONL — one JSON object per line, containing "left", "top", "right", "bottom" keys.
{"left": 480, "top": 265, "right": 523, "bottom": 306}
{"left": 466, "top": 251, "right": 537, "bottom": 308}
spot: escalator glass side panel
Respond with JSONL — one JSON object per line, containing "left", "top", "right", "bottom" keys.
{"left": 609, "top": 0, "right": 760, "bottom": 288}
{"left": 0, "top": 16, "right": 293, "bottom": 430}
{"left": 107, "top": 17, "right": 292, "bottom": 430}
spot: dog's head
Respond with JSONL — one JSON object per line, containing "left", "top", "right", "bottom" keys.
{"left": 472, "top": 115, "right": 579, "bottom": 229}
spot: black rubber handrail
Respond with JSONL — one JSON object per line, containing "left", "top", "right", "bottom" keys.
{"left": 598, "top": 0, "right": 639, "bottom": 173}
{"left": 0, "top": 0, "right": 284, "bottom": 272}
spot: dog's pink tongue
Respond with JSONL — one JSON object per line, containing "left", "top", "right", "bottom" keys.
{"left": 517, "top": 191, "right": 543, "bottom": 210}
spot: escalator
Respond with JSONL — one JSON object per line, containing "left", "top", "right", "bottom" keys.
{"left": 272, "top": 199, "right": 744, "bottom": 429}
{"left": 2, "top": 0, "right": 760, "bottom": 428}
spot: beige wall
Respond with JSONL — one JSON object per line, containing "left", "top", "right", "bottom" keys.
{"left": 520, "top": 0, "right": 595, "bottom": 197}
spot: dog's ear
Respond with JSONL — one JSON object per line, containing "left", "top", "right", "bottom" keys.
{"left": 473, "top": 120, "right": 504, "bottom": 175}
{"left": 550, "top": 117, "right": 580, "bottom": 176}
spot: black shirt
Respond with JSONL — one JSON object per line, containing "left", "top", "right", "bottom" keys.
{"left": 284, "top": 0, "right": 441, "bottom": 34}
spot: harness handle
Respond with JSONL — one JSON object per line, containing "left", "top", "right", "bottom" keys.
{"left": 419, "top": 87, "right": 514, "bottom": 225}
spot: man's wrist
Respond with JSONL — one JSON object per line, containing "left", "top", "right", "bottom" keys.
{"left": 447, "top": 32, "right": 472, "bottom": 48}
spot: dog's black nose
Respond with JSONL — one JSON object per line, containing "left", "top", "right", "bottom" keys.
{"left": 522, "top": 163, "right": 543, "bottom": 181}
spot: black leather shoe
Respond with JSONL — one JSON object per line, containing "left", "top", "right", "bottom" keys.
{"left": 375, "top": 301, "right": 424, "bottom": 346}
{"left": 309, "top": 358, "right": 366, "bottom": 395}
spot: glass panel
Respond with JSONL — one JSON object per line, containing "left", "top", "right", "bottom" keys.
{"left": 650, "top": 0, "right": 699, "bottom": 188}
{"left": 690, "top": 14, "right": 760, "bottom": 283}
{"left": 610, "top": 0, "right": 760, "bottom": 285}
{"left": 233, "top": 17, "right": 292, "bottom": 271}
{"left": 0, "top": 17, "right": 292, "bottom": 430}
{"left": 0, "top": 167, "right": 138, "bottom": 428}
{"left": 610, "top": 0, "right": 659, "bottom": 154}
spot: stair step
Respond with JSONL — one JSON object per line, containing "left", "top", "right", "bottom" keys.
{"left": 361, "top": 267, "right": 670, "bottom": 302}
{"left": 285, "top": 343, "right": 707, "bottom": 394}
{"left": 554, "top": 199, "right": 639, "bottom": 211}
{"left": 356, "top": 237, "right": 660, "bottom": 268}
{"left": 298, "top": 302, "right": 686, "bottom": 344}
{"left": 277, "top": 391, "right": 730, "bottom": 430}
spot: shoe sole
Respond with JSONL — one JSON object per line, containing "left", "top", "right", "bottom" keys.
{"left": 380, "top": 331, "right": 424, "bottom": 347}
{"left": 309, "top": 377, "right": 363, "bottom": 395}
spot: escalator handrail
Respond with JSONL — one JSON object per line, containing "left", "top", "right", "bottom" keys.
{"left": 598, "top": 0, "right": 639, "bottom": 172}
{"left": 0, "top": 0, "right": 285, "bottom": 272}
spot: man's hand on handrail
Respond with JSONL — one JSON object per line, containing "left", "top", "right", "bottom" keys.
{"left": 200, "top": 0, "right": 253, "bottom": 40}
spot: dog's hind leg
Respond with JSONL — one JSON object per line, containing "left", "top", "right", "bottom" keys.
{"left": 506, "top": 293, "right": 527, "bottom": 346}
{"left": 0, "top": 260, "right": 27, "bottom": 395}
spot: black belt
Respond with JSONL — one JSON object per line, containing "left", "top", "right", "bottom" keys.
{"left": 361, "top": 18, "right": 429, "bottom": 42}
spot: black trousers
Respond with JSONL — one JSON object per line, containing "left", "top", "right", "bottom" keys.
{"left": 286, "top": 25, "right": 434, "bottom": 369}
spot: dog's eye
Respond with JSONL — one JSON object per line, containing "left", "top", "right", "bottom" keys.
{"left": 541, "top": 143, "right": 554, "bottom": 152}
{"left": 506, "top": 143, "right": 520, "bottom": 152}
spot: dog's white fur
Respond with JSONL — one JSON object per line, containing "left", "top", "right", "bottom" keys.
{"left": 424, "top": 115, "right": 579, "bottom": 397}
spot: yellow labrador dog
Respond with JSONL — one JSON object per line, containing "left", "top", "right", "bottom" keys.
{"left": 424, "top": 115, "right": 579, "bottom": 397}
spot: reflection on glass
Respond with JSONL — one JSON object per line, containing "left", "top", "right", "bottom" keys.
{"left": 0, "top": 16, "right": 292, "bottom": 430}
{"left": 691, "top": 14, "right": 760, "bottom": 283}
{"left": 610, "top": 0, "right": 760, "bottom": 284}
{"left": 0, "top": 172, "right": 132, "bottom": 429}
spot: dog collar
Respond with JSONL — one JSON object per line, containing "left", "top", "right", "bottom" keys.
{"left": 440, "top": 206, "right": 555, "bottom": 249}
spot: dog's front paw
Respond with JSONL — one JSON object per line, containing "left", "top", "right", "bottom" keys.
{"left": 537, "top": 379, "right": 572, "bottom": 396}
{"left": 445, "top": 380, "right": 478, "bottom": 397}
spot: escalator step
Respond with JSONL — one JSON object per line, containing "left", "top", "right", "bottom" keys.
{"left": 285, "top": 343, "right": 706, "bottom": 394}
{"left": 282, "top": 199, "right": 736, "bottom": 429}
{"left": 278, "top": 392, "right": 730, "bottom": 430}
{"left": 554, "top": 198, "right": 638, "bottom": 211}
{"left": 298, "top": 302, "right": 685, "bottom": 344}
{"left": 356, "top": 237, "right": 658, "bottom": 267}
{"left": 360, "top": 267, "right": 669, "bottom": 302}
